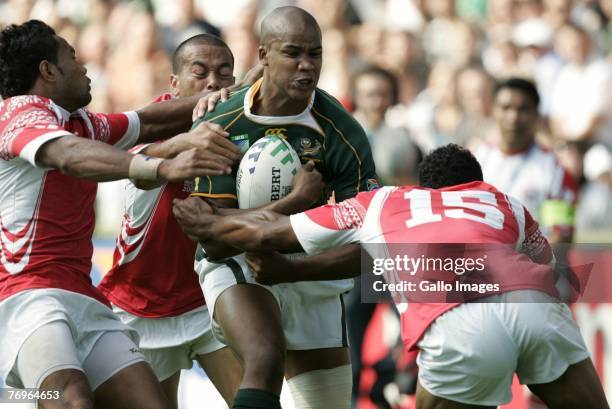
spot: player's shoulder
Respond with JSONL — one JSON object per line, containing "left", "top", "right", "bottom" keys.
{"left": 0, "top": 95, "right": 57, "bottom": 119}
{"left": 312, "top": 88, "right": 357, "bottom": 125}
{"left": 312, "top": 88, "right": 367, "bottom": 143}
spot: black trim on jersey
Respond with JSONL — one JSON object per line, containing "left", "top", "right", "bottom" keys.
{"left": 340, "top": 294, "right": 348, "bottom": 347}
{"left": 224, "top": 259, "right": 246, "bottom": 284}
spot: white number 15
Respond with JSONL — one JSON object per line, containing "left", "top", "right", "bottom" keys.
{"left": 404, "top": 189, "right": 504, "bottom": 229}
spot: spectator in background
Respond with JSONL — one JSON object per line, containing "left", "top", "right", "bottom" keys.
{"left": 393, "top": 61, "right": 459, "bottom": 152}
{"left": 350, "top": 65, "right": 422, "bottom": 185}
{"left": 550, "top": 23, "right": 612, "bottom": 146}
{"left": 351, "top": 65, "right": 399, "bottom": 145}
{"left": 512, "top": 18, "right": 563, "bottom": 117}
{"left": 106, "top": 6, "right": 171, "bottom": 111}
{"left": 543, "top": 0, "right": 573, "bottom": 29}
{"left": 475, "top": 78, "right": 577, "bottom": 243}
{"left": 576, "top": 144, "right": 612, "bottom": 232}
{"left": 454, "top": 65, "right": 496, "bottom": 147}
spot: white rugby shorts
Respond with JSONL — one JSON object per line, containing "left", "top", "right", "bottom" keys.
{"left": 196, "top": 254, "right": 350, "bottom": 350}
{"left": 112, "top": 305, "right": 225, "bottom": 381}
{"left": 416, "top": 290, "right": 591, "bottom": 406}
{"left": 0, "top": 289, "right": 142, "bottom": 390}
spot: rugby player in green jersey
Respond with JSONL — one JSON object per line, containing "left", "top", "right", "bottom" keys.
{"left": 174, "top": 6, "right": 377, "bottom": 409}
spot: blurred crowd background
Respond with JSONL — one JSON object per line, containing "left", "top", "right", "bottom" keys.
{"left": 1, "top": 0, "right": 610, "bottom": 240}
{"left": 1, "top": 1, "right": 612, "bottom": 408}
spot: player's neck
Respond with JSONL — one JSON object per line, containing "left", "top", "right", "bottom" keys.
{"left": 254, "top": 80, "right": 309, "bottom": 117}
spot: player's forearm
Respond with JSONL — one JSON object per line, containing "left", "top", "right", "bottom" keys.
{"left": 139, "top": 139, "right": 181, "bottom": 159}
{"left": 213, "top": 194, "right": 312, "bottom": 217}
{"left": 37, "top": 135, "right": 133, "bottom": 181}
{"left": 208, "top": 211, "right": 298, "bottom": 253}
{"left": 130, "top": 142, "right": 180, "bottom": 190}
{"left": 288, "top": 244, "right": 361, "bottom": 282}
{"left": 136, "top": 95, "right": 200, "bottom": 143}
{"left": 196, "top": 193, "right": 306, "bottom": 259}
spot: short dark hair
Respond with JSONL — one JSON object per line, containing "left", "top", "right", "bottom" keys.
{"left": 494, "top": 77, "right": 540, "bottom": 109}
{"left": 418, "top": 144, "right": 483, "bottom": 189}
{"left": 172, "top": 34, "right": 234, "bottom": 74}
{"left": 352, "top": 65, "right": 399, "bottom": 105}
{"left": 0, "top": 20, "right": 60, "bottom": 98}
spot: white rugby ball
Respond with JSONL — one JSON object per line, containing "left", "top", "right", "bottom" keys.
{"left": 236, "top": 135, "right": 301, "bottom": 209}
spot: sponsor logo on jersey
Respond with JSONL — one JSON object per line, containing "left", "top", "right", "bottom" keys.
{"left": 265, "top": 128, "right": 287, "bottom": 139}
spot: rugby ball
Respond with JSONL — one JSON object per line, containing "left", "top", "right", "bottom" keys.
{"left": 236, "top": 135, "right": 301, "bottom": 209}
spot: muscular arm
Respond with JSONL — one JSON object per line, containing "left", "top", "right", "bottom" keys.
{"left": 199, "top": 194, "right": 313, "bottom": 260}
{"left": 198, "top": 207, "right": 301, "bottom": 253}
{"left": 36, "top": 135, "right": 222, "bottom": 182}
{"left": 246, "top": 244, "right": 361, "bottom": 284}
{"left": 136, "top": 94, "right": 202, "bottom": 143}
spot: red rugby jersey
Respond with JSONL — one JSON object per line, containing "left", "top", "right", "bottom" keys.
{"left": 290, "top": 181, "right": 557, "bottom": 350}
{"left": 98, "top": 93, "right": 206, "bottom": 317}
{"left": 0, "top": 95, "right": 140, "bottom": 305}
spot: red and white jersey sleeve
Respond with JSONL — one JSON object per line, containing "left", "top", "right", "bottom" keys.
{"left": 81, "top": 110, "right": 140, "bottom": 150}
{"left": 290, "top": 190, "right": 378, "bottom": 254}
{"left": 520, "top": 207, "right": 554, "bottom": 265}
{"left": 0, "top": 96, "right": 72, "bottom": 165}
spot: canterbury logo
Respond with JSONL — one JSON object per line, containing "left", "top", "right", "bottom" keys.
{"left": 265, "top": 128, "right": 287, "bottom": 138}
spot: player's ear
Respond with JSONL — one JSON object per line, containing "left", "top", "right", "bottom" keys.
{"left": 170, "top": 74, "right": 179, "bottom": 96}
{"left": 258, "top": 46, "right": 269, "bottom": 67}
{"left": 39, "top": 60, "right": 59, "bottom": 83}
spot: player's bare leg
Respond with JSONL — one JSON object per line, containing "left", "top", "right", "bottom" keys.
{"left": 195, "top": 347, "right": 243, "bottom": 405}
{"left": 415, "top": 381, "right": 494, "bottom": 409}
{"left": 214, "top": 284, "right": 285, "bottom": 407}
{"left": 527, "top": 358, "right": 609, "bottom": 409}
{"left": 159, "top": 371, "right": 181, "bottom": 409}
{"left": 94, "top": 361, "right": 171, "bottom": 409}
{"left": 285, "top": 348, "right": 352, "bottom": 409}
{"left": 38, "top": 369, "right": 93, "bottom": 409}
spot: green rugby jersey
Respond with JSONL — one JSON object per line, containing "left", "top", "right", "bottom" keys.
{"left": 191, "top": 79, "right": 378, "bottom": 204}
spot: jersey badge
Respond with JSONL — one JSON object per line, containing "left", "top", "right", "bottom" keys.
{"left": 230, "top": 134, "right": 250, "bottom": 154}
{"left": 299, "top": 137, "right": 322, "bottom": 157}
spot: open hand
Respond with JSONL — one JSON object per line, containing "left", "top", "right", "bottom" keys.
{"left": 192, "top": 88, "right": 230, "bottom": 121}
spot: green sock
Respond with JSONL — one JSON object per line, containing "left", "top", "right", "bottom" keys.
{"left": 232, "top": 388, "right": 282, "bottom": 409}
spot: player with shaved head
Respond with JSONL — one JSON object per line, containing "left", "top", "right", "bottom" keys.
{"left": 98, "top": 34, "right": 245, "bottom": 409}
{"left": 174, "top": 6, "right": 377, "bottom": 409}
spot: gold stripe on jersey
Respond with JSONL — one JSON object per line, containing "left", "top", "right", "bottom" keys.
{"left": 224, "top": 111, "right": 245, "bottom": 131}
{"left": 190, "top": 192, "right": 238, "bottom": 199}
{"left": 206, "top": 106, "right": 244, "bottom": 123}
{"left": 312, "top": 107, "right": 362, "bottom": 194}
